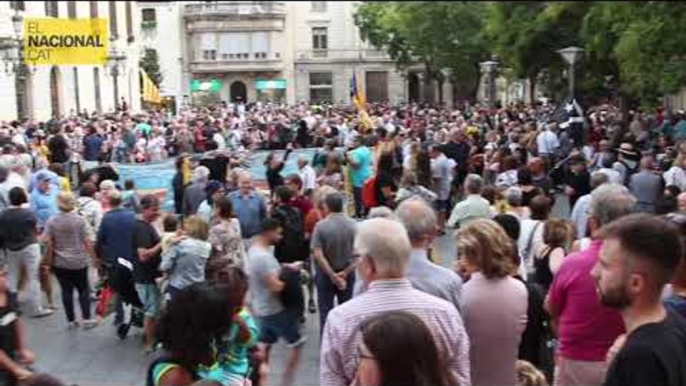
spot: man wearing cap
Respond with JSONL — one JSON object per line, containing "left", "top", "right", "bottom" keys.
{"left": 29, "top": 172, "right": 59, "bottom": 231}
{"left": 612, "top": 143, "right": 640, "bottom": 185}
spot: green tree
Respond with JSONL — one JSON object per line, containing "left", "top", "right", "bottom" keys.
{"left": 139, "top": 48, "right": 163, "bottom": 87}
{"left": 484, "top": 2, "right": 591, "bottom": 103}
{"left": 354, "top": 1, "right": 487, "bottom": 102}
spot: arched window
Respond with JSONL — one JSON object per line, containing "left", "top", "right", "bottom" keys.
{"left": 90, "top": 1, "right": 98, "bottom": 18}
{"left": 68, "top": 1, "right": 77, "bottom": 18}
{"left": 45, "top": 1, "right": 58, "bottom": 17}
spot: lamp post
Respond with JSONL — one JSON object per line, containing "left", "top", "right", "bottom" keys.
{"left": 107, "top": 38, "right": 127, "bottom": 111}
{"left": 557, "top": 46, "right": 584, "bottom": 100}
{"left": 480, "top": 59, "right": 498, "bottom": 107}
{"left": 0, "top": 11, "right": 36, "bottom": 119}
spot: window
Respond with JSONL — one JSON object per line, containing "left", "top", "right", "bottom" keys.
{"left": 90, "top": 1, "right": 98, "bottom": 18}
{"left": 109, "top": 1, "right": 118, "bottom": 39}
{"left": 10, "top": 1, "right": 25, "bottom": 11}
{"left": 365, "top": 71, "right": 388, "bottom": 102}
{"left": 309, "top": 72, "right": 333, "bottom": 103}
{"left": 73, "top": 67, "right": 81, "bottom": 113}
{"left": 311, "top": 2, "right": 327, "bottom": 12}
{"left": 45, "top": 1, "right": 58, "bottom": 17}
{"left": 203, "top": 50, "right": 217, "bottom": 60}
{"left": 125, "top": 2, "right": 133, "bottom": 40}
{"left": 68, "top": 1, "right": 76, "bottom": 18}
{"left": 142, "top": 8, "right": 156, "bottom": 22}
{"left": 312, "top": 27, "right": 328, "bottom": 54}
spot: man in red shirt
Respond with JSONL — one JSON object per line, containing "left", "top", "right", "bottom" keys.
{"left": 547, "top": 183, "right": 635, "bottom": 386}
{"left": 285, "top": 173, "right": 313, "bottom": 216}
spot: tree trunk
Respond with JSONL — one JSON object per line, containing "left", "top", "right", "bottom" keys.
{"left": 437, "top": 77, "right": 444, "bottom": 105}
{"left": 528, "top": 75, "right": 537, "bottom": 104}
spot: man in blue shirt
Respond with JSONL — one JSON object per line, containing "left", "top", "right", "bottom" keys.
{"left": 344, "top": 135, "right": 372, "bottom": 218}
{"left": 228, "top": 172, "right": 267, "bottom": 241}
{"left": 95, "top": 190, "right": 137, "bottom": 326}
{"left": 29, "top": 172, "right": 58, "bottom": 231}
{"left": 83, "top": 126, "right": 104, "bottom": 161}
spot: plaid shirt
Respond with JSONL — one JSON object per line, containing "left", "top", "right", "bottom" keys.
{"left": 320, "top": 278, "right": 471, "bottom": 386}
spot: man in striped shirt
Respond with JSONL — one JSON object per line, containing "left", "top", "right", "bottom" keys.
{"left": 320, "top": 218, "right": 471, "bottom": 386}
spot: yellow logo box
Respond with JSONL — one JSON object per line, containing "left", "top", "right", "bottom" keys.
{"left": 23, "top": 18, "right": 109, "bottom": 65}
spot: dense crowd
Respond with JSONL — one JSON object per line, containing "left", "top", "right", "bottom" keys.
{"left": 0, "top": 99, "right": 685, "bottom": 386}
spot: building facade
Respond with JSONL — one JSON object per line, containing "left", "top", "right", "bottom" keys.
{"left": 0, "top": 1, "right": 141, "bottom": 121}
{"left": 138, "top": 1, "right": 408, "bottom": 106}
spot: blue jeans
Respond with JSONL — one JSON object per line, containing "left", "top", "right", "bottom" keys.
{"left": 315, "top": 269, "right": 355, "bottom": 333}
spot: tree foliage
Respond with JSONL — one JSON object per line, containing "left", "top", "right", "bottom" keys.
{"left": 354, "top": 1, "right": 686, "bottom": 107}
{"left": 354, "top": 1, "right": 487, "bottom": 100}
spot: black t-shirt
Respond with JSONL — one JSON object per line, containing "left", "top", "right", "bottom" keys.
{"left": 132, "top": 220, "right": 162, "bottom": 284}
{"left": 48, "top": 134, "right": 69, "bottom": 163}
{"left": 605, "top": 310, "right": 686, "bottom": 386}
{"left": 0, "top": 208, "right": 38, "bottom": 252}
{"left": 375, "top": 171, "right": 397, "bottom": 208}
{"left": 442, "top": 141, "right": 471, "bottom": 171}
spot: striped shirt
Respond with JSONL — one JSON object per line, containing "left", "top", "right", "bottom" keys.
{"left": 320, "top": 279, "right": 471, "bottom": 386}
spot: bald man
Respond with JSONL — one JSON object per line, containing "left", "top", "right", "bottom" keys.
{"left": 228, "top": 172, "right": 267, "bottom": 240}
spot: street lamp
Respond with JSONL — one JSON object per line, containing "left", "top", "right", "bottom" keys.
{"left": 480, "top": 59, "right": 498, "bottom": 107}
{"left": 107, "top": 37, "right": 127, "bottom": 111}
{"left": 557, "top": 46, "right": 584, "bottom": 100}
{"left": 0, "top": 11, "right": 36, "bottom": 119}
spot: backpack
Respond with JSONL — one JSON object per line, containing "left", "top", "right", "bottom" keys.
{"left": 273, "top": 206, "right": 305, "bottom": 263}
{"left": 362, "top": 177, "right": 378, "bottom": 209}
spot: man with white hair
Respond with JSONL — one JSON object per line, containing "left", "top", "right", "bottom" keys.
{"left": 183, "top": 165, "right": 210, "bottom": 216}
{"left": 297, "top": 156, "right": 316, "bottom": 194}
{"left": 228, "top": 171, "right": 267, "bottom": 241}
{"left": 395, "top": 198, "right": 463, "bottom": 311}
{"left": 320, "top": 217, "right": 471, "bottom": 386}
{"left": 447, "top": 174, "right": 492, "bottom": 228}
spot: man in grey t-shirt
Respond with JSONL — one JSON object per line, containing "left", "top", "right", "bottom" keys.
{"left": 310, "top": 192, "right": 357, "bottom": 331}
{"left": 246, "top": 218, "right": 305, "bottom": 386}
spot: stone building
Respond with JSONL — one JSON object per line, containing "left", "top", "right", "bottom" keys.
{"left": 0, "top": 1, "right": 141, "bottom": 121}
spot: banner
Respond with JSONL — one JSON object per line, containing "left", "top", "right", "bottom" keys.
{"left": 24, "top": 18, "right": 108, "bottom": 65}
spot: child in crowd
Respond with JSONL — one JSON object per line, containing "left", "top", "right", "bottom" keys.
{"left": 160, "top": 214, "right": 179, "bottom": 255}
{"left": 204, "top": 260, "right": 260, "bottom": 386}
{"left": 160, "top": 216, "right": 212, "bottom": 300}
{"left": 122, "top": 179, "right": 140, "bottom": 213}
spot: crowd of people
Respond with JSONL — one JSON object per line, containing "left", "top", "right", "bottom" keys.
{"left": 0, "top": 99, "right": 685, "bottom": 386}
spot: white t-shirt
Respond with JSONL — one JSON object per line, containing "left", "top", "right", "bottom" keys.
{"left": 536, "top": 130, "right": 559, "bottom": 155}
{"left": 300, "top": 165, "right": 317, "bottom": 191}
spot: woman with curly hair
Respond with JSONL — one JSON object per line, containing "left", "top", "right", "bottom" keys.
{"left": 147, "top": 283, "right": 237, "bottom": 386}
{"left": 456, "top": 219, "right": 528, "bottom": 386}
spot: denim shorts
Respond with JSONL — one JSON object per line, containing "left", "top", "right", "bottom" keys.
{"left": 256, "top": 310, "right": 305, "bottom": 347}
{"left": 135, "top": 283, "right": 162, "bottom": 318}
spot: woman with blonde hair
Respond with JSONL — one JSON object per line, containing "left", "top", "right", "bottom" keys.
{"left": 44, "top": 191, "right": 97, "bottom": 329}
{"left": 456, "top": 219, "right": 528, "bottom": 386}
{"left": 160, "top": 215, "right": 212, "bottom": 300}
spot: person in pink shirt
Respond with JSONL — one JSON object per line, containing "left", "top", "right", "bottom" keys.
{"left": 547, "top": 183, "right": 636, "bottom": 386}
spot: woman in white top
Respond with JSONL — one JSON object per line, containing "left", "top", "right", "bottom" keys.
{"left": 517, "top": 194, "right": 552, "bottom": 279}
{"left": 664, "top": 154, "right": 686, "bottom": 191}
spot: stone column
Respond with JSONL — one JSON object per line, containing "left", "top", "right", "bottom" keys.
{"left": 417, "top": 72, "right": 425, "bottom": 103}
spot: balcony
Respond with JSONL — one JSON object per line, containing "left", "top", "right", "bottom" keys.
{"left": 189, "top": 51, "right": 283, "bottom": 73}
{"left": 295, "top": 49, "right": 393, "bottom": 63}
{"left": 184, "top": 2, "right": 286, "bottom": 19}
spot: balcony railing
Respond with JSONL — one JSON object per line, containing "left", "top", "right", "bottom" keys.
{"left": 296, "top": 49, "right": 392, "bottom": 61}
{"left": 194, "top": 51, "right": 282, "bottom": 62}
{"left": 184, "top": 2, "right": 286, "bottom": 17}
